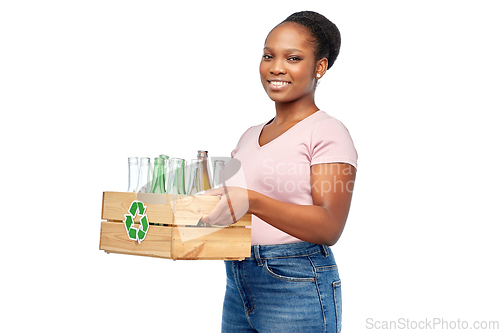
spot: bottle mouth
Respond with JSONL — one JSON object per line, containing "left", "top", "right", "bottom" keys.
{"left": 169, "top": 158, "right": 186, "bottom": 167}
{"left": 154, "top": 157, "right": 164, "bottom": 165}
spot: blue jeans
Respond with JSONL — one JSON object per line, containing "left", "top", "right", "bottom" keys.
{"left": 222, "top": 242, "right": 342, "bottom": 332}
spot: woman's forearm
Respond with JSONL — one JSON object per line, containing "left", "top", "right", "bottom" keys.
{"left": 248, "top": 190, "right": 345, "bottom": 246}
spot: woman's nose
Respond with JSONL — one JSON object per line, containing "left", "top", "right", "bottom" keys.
{"left": 270, "top": 59, "right": 286, "bottom": 75}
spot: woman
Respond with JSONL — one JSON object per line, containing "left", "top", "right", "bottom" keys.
{"left": 202, "top": 11, "right": 357, "bottom": 333}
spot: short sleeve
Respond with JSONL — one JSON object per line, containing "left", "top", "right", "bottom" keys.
{"left": 310, "top": 117, "right": 358, "bottom": 169}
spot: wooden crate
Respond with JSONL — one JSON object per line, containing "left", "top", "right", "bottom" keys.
{"left": 99, "top": 191, "right": 251, "bottom": 260}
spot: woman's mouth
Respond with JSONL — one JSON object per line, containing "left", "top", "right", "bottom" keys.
{"left": 268, "top": 80, "right": 291, "bottom": 90}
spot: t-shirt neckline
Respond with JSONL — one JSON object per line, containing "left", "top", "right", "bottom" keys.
{"left": 256, "top": 110, "right": 323, "bottom": 148}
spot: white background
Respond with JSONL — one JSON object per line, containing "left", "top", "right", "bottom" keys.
{"left": 1, "top": 1, "right": 499, "bottom": 332}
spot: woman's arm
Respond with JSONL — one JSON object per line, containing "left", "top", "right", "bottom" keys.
{"left": 202, "top": 163, "right": 356, "bottom": 246}
{"left": 250, "top": 163, "right": 355, "bottom": 246}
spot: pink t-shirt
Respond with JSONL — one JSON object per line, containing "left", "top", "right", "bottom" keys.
{"left": 231, "top": 110, "right": 358, "bottom": 245}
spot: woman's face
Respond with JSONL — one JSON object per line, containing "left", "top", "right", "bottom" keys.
{"left": 260, "top": 22, "right": 322, "bottom": 105}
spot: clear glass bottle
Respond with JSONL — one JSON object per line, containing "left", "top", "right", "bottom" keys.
{"left": 137, "top": 157, "right": 151, "bottom": 193}
{"left": 149, "top": 157, "right": 166, "bottom": 194}
{"left": 127, "top": 157, "right": 139, "bottom": 192}
{"left": 212, "top": 160, "right": 225, "bottom": 188}
{"left": 166, "top": 157, "right": 186, "bottom": 195}
{"left": 197, "top": 150, "right": 212, "bottom": 191}
{"left": 186, "top": 159, "right": 199, "bottom": 195}
{"left": 187, "top": 159, "right": 204, "bottom": 195}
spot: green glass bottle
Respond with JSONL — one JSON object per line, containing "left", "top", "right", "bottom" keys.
{"left": 149, "top": 157, "right": 166, "bottom": 194}
{"left": 159, "top": 154, "right": 169, "bottom": 191}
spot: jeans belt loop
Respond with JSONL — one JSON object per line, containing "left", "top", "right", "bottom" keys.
{"left": 321, "top": 244, "right": 330, "bottom": 257}
{"left": 254, "top": 245, "right": 263, "bottom": 266}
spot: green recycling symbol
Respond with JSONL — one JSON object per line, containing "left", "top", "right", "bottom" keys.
{"left": 123, "top": 200, "right": 149, "bottom": 243}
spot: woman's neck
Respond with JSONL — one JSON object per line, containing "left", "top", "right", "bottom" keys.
{"left": 273, "top": 98, "right": 319, "bottom": 125}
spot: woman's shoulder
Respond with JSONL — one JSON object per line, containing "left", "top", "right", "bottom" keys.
{"left": 310, "top": 110, "right": 356, "bottom": 150}
{"left": 312, "top": 110, "right": 344, "bottom": 124}
{"left": 309, "top": 110, "right": 352, "bottom": 135}
{"left": 309, "top": 110, "right": 357, "bottom": 167}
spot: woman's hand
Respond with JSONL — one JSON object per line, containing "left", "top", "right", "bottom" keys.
{"left": 200, "top": 186, "right": 250, "bottom": 226}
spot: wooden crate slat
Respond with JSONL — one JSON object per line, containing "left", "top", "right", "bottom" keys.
{"left": 102, "top": 191, "right": 251, "bottom": 227}
{"left": 171, "top": 226, "right": 251, "bottom": 260}
{"left": 171, "top": 194, "right": 218, "bottom": 226}
{"left": 99, "top": 221, "right": 172, "bottom": 258}
{"left": 102, "top": 192, "right": 174, "bottom": 224}
{"left": 101, "top": 191, "right": 136, "bottom": 220}
{"left": 170, "top": 194, "right": 251, "bottom": 226}
{"left": 231, "top": 214, "right": 251, "bottom": 227}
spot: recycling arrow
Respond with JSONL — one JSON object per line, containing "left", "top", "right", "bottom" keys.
{"left": 123, "top": 200, "right": 149, "bottom": 243}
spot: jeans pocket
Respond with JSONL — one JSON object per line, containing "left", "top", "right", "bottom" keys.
{"left": 263, "top": 257, "right": 316, "bottom": 282}
{"left": 333, "top": 280, "right": 342, "bottom": 332}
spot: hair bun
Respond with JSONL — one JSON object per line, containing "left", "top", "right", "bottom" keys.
{"left": 282, "top": 11, "right": 341, "bottom": 69}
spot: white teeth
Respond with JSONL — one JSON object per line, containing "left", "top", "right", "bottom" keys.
{"left": 270, "top": 81, "right": 289, "bottom": 86}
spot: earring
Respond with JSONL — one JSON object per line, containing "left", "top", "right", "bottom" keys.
{"left": 316, "top": 73, "right": 321, "bottom": 79}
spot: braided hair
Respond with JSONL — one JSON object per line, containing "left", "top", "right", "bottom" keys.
{"left": 280, "top": 11, "right": 341, "bottom": 70}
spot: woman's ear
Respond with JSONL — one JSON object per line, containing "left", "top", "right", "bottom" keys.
{"left": 315, "top": 57, "right": 328, "bottom": 78}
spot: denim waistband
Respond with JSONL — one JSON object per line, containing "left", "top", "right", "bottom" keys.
{"left": 249, "top": 242, "right": 330, "bottom": 263}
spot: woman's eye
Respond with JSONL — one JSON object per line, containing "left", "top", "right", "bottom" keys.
{"left": 262, "top": 54, "right": 272, "bottom": 60}
{"left": 289, "top": 57, "right": 301, "bottom": 61}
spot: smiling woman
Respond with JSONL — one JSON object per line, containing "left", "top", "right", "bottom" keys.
{"left": 201, "top": 11, "right": 356, "bottom": 333}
